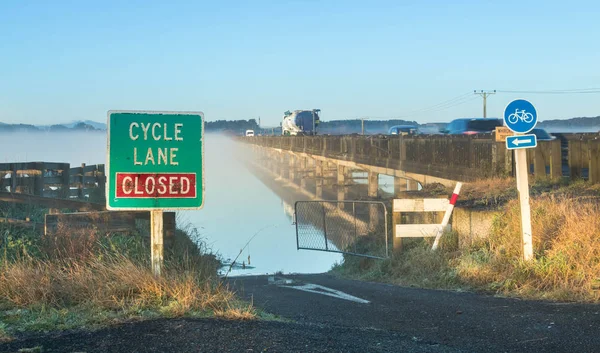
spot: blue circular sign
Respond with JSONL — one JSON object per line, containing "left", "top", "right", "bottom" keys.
{"left": 504, "top": 99, "right": 537, "bottom": 133}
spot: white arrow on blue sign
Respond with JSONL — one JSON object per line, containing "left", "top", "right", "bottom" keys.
{"left": 504, "top": 99, "right": 538, "bottom": 133}
{"left": 506, "top": 134, "right": 537, "bottom": 150}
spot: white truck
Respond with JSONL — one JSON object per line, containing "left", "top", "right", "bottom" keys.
{"left": 281, "top": 109, "right": 321, "bottom": 136}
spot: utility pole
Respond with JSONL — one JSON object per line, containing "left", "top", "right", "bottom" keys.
{"left": 360, "top": 117, "right": 369, "bottom": 135}
{"left": 474, "top": 90, "right": 496, "bottom": 118}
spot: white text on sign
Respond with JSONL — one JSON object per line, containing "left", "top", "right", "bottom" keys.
{"left": 129, "top": 122, "right": 183, "bottom": 166}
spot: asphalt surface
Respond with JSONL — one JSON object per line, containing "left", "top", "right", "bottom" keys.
{"left": 228, "top": 274, "right": 600, "bottom": 353}
{"left": 2, "top": 273, "right": 599, "bottom": 352}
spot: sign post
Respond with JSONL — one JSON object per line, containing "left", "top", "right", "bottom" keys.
{"left": 107, "top": 110, "right": 205, "bottom": 276}
{"left": 503, "top": 99, "right": 537, "bottom": 261}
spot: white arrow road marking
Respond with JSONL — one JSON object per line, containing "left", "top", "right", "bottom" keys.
{"left": 278, "top": 283, "right": 370, "bottom": 304}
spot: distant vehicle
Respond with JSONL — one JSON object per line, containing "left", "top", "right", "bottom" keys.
{"left": 245, "top": 130, "right": 255, "bottom": 137}
{"left": 388, "top": 125, "right": 418, "bottom": 136}
{"left": 440, "top": 118, "right": 503, "bottom": 135}
{"left": 282, "top": 109, "right": 320, "bottom": 136}
{"left": 530, "top": 128, "right": 556, "bottom": 141}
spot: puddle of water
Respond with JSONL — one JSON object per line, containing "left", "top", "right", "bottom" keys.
{"left": 0, "top": 132, "right": 342, "bottom": 276}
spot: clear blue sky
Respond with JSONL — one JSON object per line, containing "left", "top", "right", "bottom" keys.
{"left": 1, "top": 0, "right": 599, "bottom": 126}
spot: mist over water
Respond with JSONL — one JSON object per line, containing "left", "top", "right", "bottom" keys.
{"left": 0, "top": 131, "right": 342, "bottom": 275}
{"left": 0, "top": 131, "right": 107, "bottom": 165}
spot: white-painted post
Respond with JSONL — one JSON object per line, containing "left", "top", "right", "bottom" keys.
{"left": 431, "top": 182, "right": 462, "bottom": 250}
{"left": 151, "top": 210, "right": 164, "bottom": 276}
{"left": 515, "top": 148, "right": 534, "bottom": 261}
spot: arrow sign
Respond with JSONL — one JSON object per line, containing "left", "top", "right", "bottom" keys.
{"left": 506, "top": 134, "right": 537, "bottom": 150}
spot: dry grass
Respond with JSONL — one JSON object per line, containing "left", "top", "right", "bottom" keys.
{"left": 461, "top": 177, "right": 516, "bottom": 201}
{"left": 334, "top": 195, "right": 600, "bottom": 302}
{"left": 457, "top": 196, "right": 600, "bottom": 301}
{"left": 0, "top": 254, "right": 248, "bottom": 316}
{"left": 0, "top": 222, "right": 255, "bottom": 338}
{"left": 214, "top": 302, "right": 256, "bottom": 320}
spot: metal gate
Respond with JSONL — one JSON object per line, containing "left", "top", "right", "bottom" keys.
{"left": 294, "top": 200, "right": 388, "bottom": 259}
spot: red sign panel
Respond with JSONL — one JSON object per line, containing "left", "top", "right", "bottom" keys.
{"left": 115, "top": 173, "right": 197, "bottom": 198}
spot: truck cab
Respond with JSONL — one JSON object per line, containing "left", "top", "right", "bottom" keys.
{"left": 282, "top": 109, "right": 321, "bottom": 136}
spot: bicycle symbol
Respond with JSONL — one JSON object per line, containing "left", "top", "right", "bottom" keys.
{"left": 507, "top": 108, "right": 534, "bottom": 125}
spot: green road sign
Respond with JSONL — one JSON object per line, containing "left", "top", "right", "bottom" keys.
{"left": 106, "top": 110, "right": 204, "bottom": 210}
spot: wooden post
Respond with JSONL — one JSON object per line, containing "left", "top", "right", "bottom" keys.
{"left": 151, "top": 210, "right": 164, "bottom": 276}
{"left": 61, "top": 164, "right": 70, "bottom": 199}
{"left": 549, "top": 140, "right": 562, "bottom": 179}
{"left": 97, "top": 164, "right": 106, "bottom": 201}
{"left": 504, "top": 145, "right": 513, "bottom": 177}
{"left": 526, "top": 149, "right": 534, "bottom": 176}
{"left": 533, "top": 147, "right": 546, "bottom": 178}
{"left": 515, "top": 149, "right": 533, "bottom": 261}
{"left": 392, "top": 210, "right": 402, "bottom": 252}
{"left": 34, "top": 162, "right": 45, "bottom": 196}
{"left": 10, "top": 163, "right": 17, "bottom": 193}
{"left": 568, "top": 140, "right": 582, "bottom": 179}
{"left": 588, "top": 140, "right": 600, "bottom": 184}
{"left": 78, "top": 163, "right": 85, "bottom": 199}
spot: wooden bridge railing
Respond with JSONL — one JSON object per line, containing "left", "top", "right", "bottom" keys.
{"left": 239, "top": 133, "right": 600, "bottom": 183}
{"left": 0, "top": 162, "right": 105, "bottom": 200}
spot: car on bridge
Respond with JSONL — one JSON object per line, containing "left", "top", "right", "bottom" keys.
{"left": 440, "top": 118, "right": 503, "bottom": 135}
{"left": 388, "top": 125, "right": 419, "bottom": 136}
{"left": 530, "top": 128, "right": 556, "bottom": 141}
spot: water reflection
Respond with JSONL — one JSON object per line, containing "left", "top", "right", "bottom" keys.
{"left": 180, "top": 134, "right": 342, "bottom": 276}
{"left": 0, "top": 132, "right": 343, "bottom": 276}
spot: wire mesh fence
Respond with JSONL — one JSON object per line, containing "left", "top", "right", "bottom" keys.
{"left": 294, "top": 200, "right": 388, "bottom": 259}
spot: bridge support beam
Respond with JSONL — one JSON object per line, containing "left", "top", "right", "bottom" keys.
{"left": 300, "top": 157, "right": 309, "bottom": 189}
{"left": 368, "top": 171, "right": 380, "bottom": 231}
{"left": 315, "top": 160, "right": 324, "bottom": 199}
{"left": 394, "top": 177, "right": 405, "bottom": 197}
{"left": 288, "top": 154, "right": 296, "bottom": 183}
{"left": 407, "top": 179, "right": 420, "bottom": 191}
{"left": 337, "top": 165, "right": 347, "bottom": 209}
{"left": 368, "top": 171, "right": 379, "bottom": 198}
{"left": 279, "top": 153, "right": 286, "bottom": 179}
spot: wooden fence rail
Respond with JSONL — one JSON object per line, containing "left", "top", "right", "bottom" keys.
{"left": 0, "top": 162, "right": 105, "bottom": 200}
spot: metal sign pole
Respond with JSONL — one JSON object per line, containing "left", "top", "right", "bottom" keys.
{"left": 514, "top": 148, "right": 534, "bottom": 261}
{"left": 151, "top": 209, "right": 164, "bottom": 276}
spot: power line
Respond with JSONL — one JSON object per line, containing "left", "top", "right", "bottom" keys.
{"left": 392, "top": 92, "right": 477, "bottom": 118}
{"left": 497, "top": 88, "right": 600, "bottom": 94}
{"left": 403, "top": 92, "right": 472, "bottom": 114}
{"left": 355, "top": 94, "right": 479, "bottom": 121}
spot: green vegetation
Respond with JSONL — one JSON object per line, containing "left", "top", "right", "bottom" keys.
{"left": 0, "top": 204, "right": 254, "bottom": 341}
{"left": 333, "top": 180, "right": 600, "bottom": 302}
